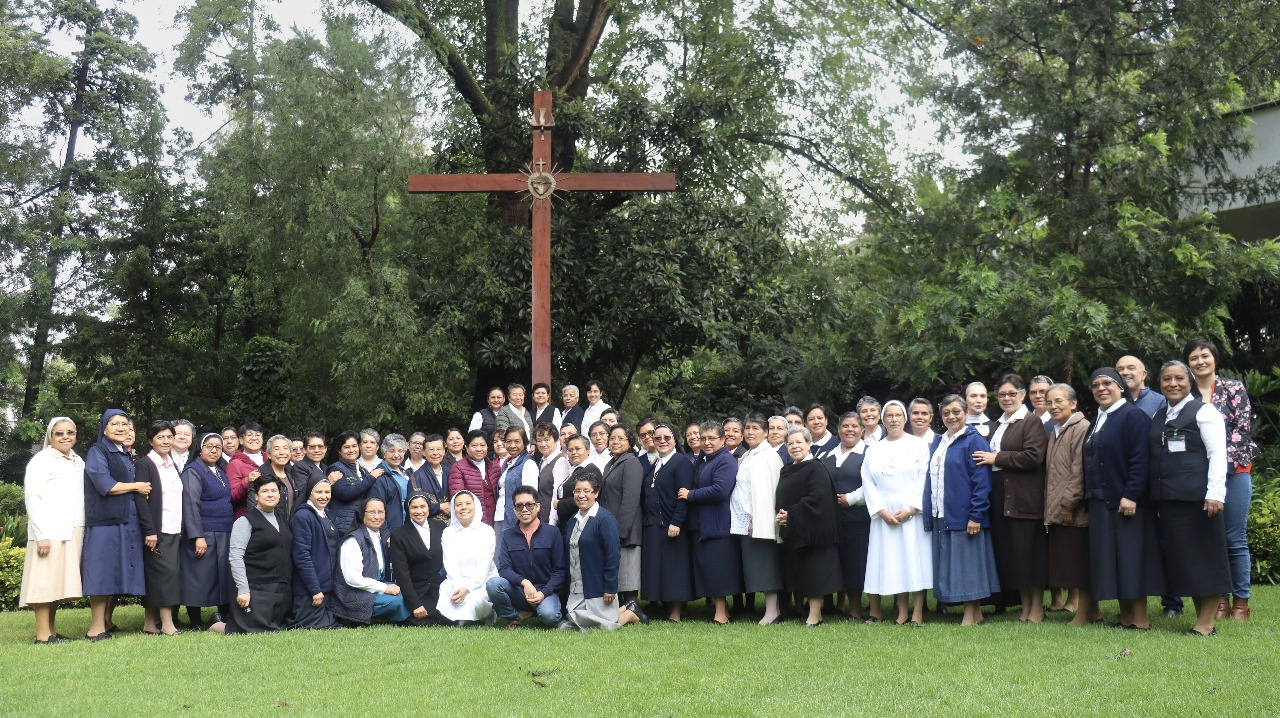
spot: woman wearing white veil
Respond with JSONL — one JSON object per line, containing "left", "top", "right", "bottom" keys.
{"left": 437, "top": 490, "right": 498, "bottom": 624}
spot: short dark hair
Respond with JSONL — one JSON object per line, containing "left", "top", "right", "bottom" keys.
{"left": 504, "top": 426, "right": 528, "bottom": 445}
{"left": 572, "top": 472, "right": 602, "bottom": 494}
{"left": 333, "top": 430, "right": 360, "bottom": 451}
{"left": 1183, "top": 337, "right": 1223, "bottom": 368}
{"left": 533, "top": 422, "right": 558, "bottom": 440}
{"left": 252, "top": 475, "right": 282, "bottom": 494}
{"left": 465, "top": 429, "right": 490, "bottom": 449}
{"left": 997, "top": 373, "right": 1025, "bottom": 391}
{"left": 532, "top": 382, "right": 551, "bottom": 394}
{"left": 586, "top": 379, "right": 606, "bottom": 396}
{"left": 609, "top": 423, "right": 635, "bottom": 451}
{"left": 600, "top": 408, "right": 619, "bottom": 421}
{"left": 805, "top": 403, "right": 828, "bottom": 421}
{"left": 303, "top": 431, "right": 327, "bottom": 447}
{"left": 353, "top": 497, "right": 386, "bottom": 529}
{"left": 239, "top": 422, "right": 265, "bottom": 436}
{"left": 147, "top": 420, "right": 175, "bottom": 442}
{"left": 422, "top": 433, "right": 444, "bottom": 445}
{"left": 743, "top": 412, "right": 767, "bottom": 429}
{"left": 512, "top": 485, "right": 537, "bottom": 501}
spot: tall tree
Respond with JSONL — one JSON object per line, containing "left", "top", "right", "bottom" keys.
{"left": 6, "top": 0, "right": 160, "bottom": 420}
{"left": 854, "top": 0, "right": 1280, "bottom": 389}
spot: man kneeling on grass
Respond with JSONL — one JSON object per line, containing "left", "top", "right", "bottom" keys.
{"left": 487, "top": 487, "right": 566, "bottom": 628}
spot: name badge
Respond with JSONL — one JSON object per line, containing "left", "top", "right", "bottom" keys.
{"left": 1167, "top": 433, "right": 1186, "bottom": 453}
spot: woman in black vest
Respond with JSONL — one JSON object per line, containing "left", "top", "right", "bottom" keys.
{"left": 1150, "top": 361, "right": 1230, "bottom": 636}
{"left": 212, "top": 476, "right": 293, "bottom": 633}
{"left": 822, "top": 412, "right": 872, "bottom": 621}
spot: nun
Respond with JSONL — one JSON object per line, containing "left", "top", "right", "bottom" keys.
{"left": 82, "top": 408, "right": 151, "bottom": 640}
{"left": 1083, "top": 366, "right": 1165, "bottom": 630}
{"left": 179, "top": 433, "right": 236, "bottom": 630}
{"left": 20, "top": 417, "right": 85, "bottom": 644}
{"left": 437, "top": 491, "right": 499, "bottom": 625}
{"left": 289, "top": 475, "right": 341, "bottom": 629}
{"left": 388, "top": 493, "right": 447, "bottom": 625}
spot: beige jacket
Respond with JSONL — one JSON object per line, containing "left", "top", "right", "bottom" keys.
{"left": 1043, "top": 412, "right": 1090, "bottom": 527}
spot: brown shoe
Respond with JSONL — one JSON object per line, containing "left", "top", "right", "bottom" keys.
{"left": 1231, "top": 597, "right": 1250, "bottom": 621}
{"left": 1215, "top": 596, "right": 1231, "bottom": 619}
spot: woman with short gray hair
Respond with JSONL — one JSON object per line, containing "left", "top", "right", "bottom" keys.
{"left": 371, "top": 433, "right": 412, "bottom": 534}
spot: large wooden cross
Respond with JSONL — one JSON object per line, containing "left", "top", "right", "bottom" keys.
{"left": 408, "top": 90, "right": 678, "bottom": 386}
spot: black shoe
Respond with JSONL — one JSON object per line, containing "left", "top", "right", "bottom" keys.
{"left": 502, "top": 618, "right": 522, "bottom": 629}
{"left": 1187, "top": 627, "right": 1217, "bottom": 637}
{"left": 805, "top": 620, "right": 825, "bottom": 628}
{"left": 34, "top": 635, "right": 69, "bottom": 645}
{"left": 1163, "top": 608, "right": 1182, "bottom": 619}
{"left": 625, "top": 600, "right": 649, "bottom": 625}
{"left": 85, "top": 631, "right": 113, "bottom": 642}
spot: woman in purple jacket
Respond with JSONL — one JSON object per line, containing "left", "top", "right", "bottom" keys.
{"left": 677, "top": 421, "right": 742, "bottom": 625}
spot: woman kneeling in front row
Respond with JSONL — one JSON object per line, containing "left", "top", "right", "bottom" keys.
{"left": 330, "top": 497, "right": 411, "bottom": 625}
{"left": 211, "top": 476, "right": 293, "bottom": 633}
{"left": 560, "top": 474, "right": 645, "bottom": 631}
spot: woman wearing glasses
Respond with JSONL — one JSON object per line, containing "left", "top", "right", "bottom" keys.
{"left": 601, "top": 424, "right": 645, "bottom": 604}
{"left": 972, "top": 374, "right": 1049, "bottom": 623}
{"left": 330, "top": 497, "right": 410, "bottom": 625}
{"left": 20, "top": 418, "right": 85, "bottom": 644}
{"left": 641, "top": 424, "right": 696, "bottom": 622}
{"left": 678, "top": 421, "right": 742, "bottom": 625}
{"left": 1083, "top": 367, "right": 1164, "bottom": 630}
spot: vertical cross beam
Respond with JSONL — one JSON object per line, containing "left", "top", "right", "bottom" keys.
{"left": 530, "top": 90, "right": 553, "bottom": 387}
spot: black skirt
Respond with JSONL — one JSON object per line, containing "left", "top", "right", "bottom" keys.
{"left": 226, "top": 583, "right": 290, "bottom": 633}
{"left": 691, "top": 532, "right": 743, "bottom": 598}
{"left": 739, "top": 536, "right": 784, "bottom": 593}
{"left": 835, "top": 520, "right": 870, "bottom": 594}
{"left": 992, "top": 516, "right": 1048, "bottom": 590}
{"left": 1155, "top": 501, "right": 1231, "bottom": 597}
{"left": 142, "top": 534, "right": 183, "bottom": 607}
{"left": 641, "top": 524, "right": 695, "bottom": 602}
{"left": 781, "top": 542, "right": 843, "bottom": 597}
{"left": 1046, "top": 525, "right": 1091, "bottom": 589}
{"left": 1087, "top": 499, "right": 1166, "bottom": 601}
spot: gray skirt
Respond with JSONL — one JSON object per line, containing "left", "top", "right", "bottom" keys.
{"left": 617, "top": 546, "right": 642, "bottom": 593}
{"left": 739, "top": 536, "right": 784, "bottom": 593}
{"left": 565, "top": 593, "right": 620, "bottom": 631}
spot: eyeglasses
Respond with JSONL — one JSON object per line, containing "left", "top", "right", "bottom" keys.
{"left": 52, "top": 430, "right": 77, "bottom": 437}
{"left": 638, "top": 430, "right": 654, "bottom": 438}
{"left": 654, "top": 434, "right": 674, "bottom": 442}
{"left": 997, "top": 391, "right": 1021, "bottom": 399}
{"left": 1090, "top": 380, "right": 1118, "bottom": 390}
{"left": 306, "top": 444, "right": 325, "bottom": 450}
{"left": 514, "top": 502, "right": 538, "bottom": 511}
{"left": 572, "top": 489, "right": 595, "bottom": 496}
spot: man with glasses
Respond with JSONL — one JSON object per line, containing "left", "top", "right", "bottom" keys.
{"left": 486, "top": 486, "right": 567, "bottom": 628}
{"left": 288, "top": 432, "right": 339, "bottom": 501}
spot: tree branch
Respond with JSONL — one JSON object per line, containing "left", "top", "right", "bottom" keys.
{"left": 555, "top": 0, "right": 612, "bottom": 94}
{"left": 361, "top": 0, "right": 494, "bottom": 123}
{"left": 732, "top": 131, "right": 898, "bottom": 214}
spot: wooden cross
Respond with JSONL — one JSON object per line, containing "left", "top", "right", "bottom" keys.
{"left": 409, "top": 90, "right": 678, "bottom": 386}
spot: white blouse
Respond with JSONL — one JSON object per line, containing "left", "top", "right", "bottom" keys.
{"left": 340, "top": 528, "right": 390, "bottom": 594}
{"left": 24, "top": 447, "right": 85, "bottom": 541}
{"left": 148, "top": 450, "right": 184, "bottom": 534}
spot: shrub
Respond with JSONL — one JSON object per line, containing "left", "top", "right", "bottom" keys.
{"left": 0, "top": 483, "right": 24, "bottom": 516}
{"left": 0, "top": 536, "right": 25, "bottom": 611}
{"left": 1249, "top": 481, "right": 1280, "bottom": 585}
{"left": 0, "top": 513, "right": 28, "bottom": 544}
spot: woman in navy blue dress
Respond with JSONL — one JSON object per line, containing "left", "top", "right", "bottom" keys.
{"left": 82, "top": 408, "right": 152, "bottom": 640}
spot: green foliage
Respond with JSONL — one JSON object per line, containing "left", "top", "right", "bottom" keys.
{"left": 0, "top": 514, "right": 26, "bottom": 549}
{"left": 0, "top": 537, "right": 22, "bottom": 611}
{"left": 0, "top": 484, "right": 23, "bottom": 516}
{"left": 1249, "top": 481, "right": 1280, "bottom": 585}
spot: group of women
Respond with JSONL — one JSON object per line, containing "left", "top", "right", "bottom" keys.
{"left": 16, "top": 340, "right": 1258, "bottom": 641}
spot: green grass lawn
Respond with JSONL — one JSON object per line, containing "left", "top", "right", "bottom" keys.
{"left": 1, "top": 589, "right": 1275, "bottom": 717}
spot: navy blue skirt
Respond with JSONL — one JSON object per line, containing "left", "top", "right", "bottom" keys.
{"left": 691, "top": 532, "right": 742, "bottom": 598}
{"left": 641, "top": 524, "right": 695, "bottom": 601}
{"left": 81, "top": 503, "right": 146, "bottom": 597}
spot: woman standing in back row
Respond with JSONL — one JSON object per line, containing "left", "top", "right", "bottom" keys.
{"left": 1185, "top": 338, "right": 1259, "bottom": 620}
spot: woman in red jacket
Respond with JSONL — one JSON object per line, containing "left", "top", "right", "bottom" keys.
{"left": 448, "top": 430, "right": 499, "bottom": 527}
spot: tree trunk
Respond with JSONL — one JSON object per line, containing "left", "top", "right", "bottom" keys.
{"left": 21, "top": 35, "right": 92, "bottom": 418}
